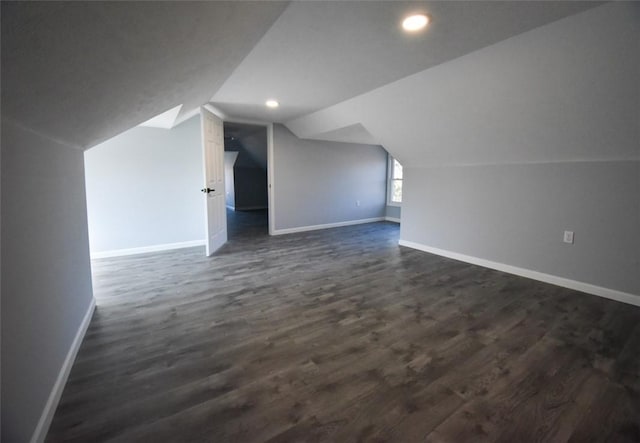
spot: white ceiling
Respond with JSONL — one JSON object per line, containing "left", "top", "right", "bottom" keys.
{"left": 212, "top": 1, "right": 599, "bottom": 123}
{"left": 2, "top": 1, "right": 603, "bottom": 151}
{"left": 287, "top": 3, "right": 639, "bottom": 166}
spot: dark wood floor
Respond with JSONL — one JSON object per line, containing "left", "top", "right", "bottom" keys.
{"left": 47, "top": 217, "right": 640, "bottom": 442}
{"left": 226, "top": 208, "right": 269, "bottom": 240}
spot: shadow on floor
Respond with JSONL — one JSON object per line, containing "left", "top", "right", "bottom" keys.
{"left": 226, "top": 208, "right": 268, "bottom": 240}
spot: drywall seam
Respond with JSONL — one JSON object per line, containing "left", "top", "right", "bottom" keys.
{"left": 3, "top": 116, "right": 84, "bottom": 151}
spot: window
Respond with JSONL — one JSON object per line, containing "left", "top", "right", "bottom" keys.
{"left": 388, "top": 155, "right": 403, "bottom": 205}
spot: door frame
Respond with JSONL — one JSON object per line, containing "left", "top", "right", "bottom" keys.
{"left": 216, "top": 112, "right": 275, "bottom": 236}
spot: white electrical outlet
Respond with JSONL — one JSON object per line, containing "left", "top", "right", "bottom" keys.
{"left": 356, "top": 200, "right": 361, "bottom": 207}
{"left": 563, "top": 230, "right": 574, "bottom": 244}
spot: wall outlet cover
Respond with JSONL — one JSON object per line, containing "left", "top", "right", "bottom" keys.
{"left": 563, "top": 230, "right": 574, "bottom": 244}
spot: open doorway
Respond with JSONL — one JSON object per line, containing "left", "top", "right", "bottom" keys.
{"left": 223, "top": 122, "right": 269, "bottom": 240}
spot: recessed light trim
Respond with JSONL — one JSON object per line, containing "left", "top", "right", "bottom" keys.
{"left": 265, "top": 100, "right": 279, "bottom": 108}
{"left": 402, "top": 14, "right": 429, "bottom": 32}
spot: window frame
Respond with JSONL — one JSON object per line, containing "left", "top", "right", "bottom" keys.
{"left": 387, "top": 154, "right": 403, "bottom": 206}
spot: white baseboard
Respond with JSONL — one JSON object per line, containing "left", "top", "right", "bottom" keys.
{"left": 385, "top": 216, "right": 401, "bottom": 223}
{"left": 91, "top": 240, "right": 205, "bottom": 259}
{"left": 31, "top": 297, "right": 96, "bottom": 443}
{"left": 398, "top": 239, "right": 640, "bottom": 307}
{"left": 272, "top": 217, "right": 385, "bottom": 235}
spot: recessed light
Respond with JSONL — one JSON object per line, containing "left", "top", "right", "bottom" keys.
{"left": 265, "top": 100, "right": 279, "bottom": 108}
{"left": 402, "top": 14, "right": 429, "bottom": 32}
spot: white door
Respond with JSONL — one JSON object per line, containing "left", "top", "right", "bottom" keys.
{"left": 200, "top": 106, "right": 227, "bottom": 256}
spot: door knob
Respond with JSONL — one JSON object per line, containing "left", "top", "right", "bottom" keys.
{"left": 201, "top": 188, "right": 215, "bottom": 193}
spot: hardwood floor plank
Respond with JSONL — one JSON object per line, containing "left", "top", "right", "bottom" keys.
{"left": 568, "top": 382, "right": 640, "bottom": 442}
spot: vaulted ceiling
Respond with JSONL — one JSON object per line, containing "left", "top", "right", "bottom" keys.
{"left": 1, "top": 1, "right": 287, "bottom": 148}
{"left": 1, "top": 1, "right": 612, "bottom": 154}
{"left": 212, "top": 1, "right": 598, "bottom": 123}
{"left": 287, "top": 2, "right": 639, "bottom": 166}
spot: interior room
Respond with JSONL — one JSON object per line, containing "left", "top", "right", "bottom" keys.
{"left": 223, "top": 122, "right": 270, "bottom": 239}
{"left": 1, "top": 2, "right": 639, "bottom": 442}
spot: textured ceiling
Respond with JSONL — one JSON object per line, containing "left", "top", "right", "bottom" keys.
{"left": 212, "top": 1, "right": 599, "bottom": 123}
{"left": 2, "top": 1, "right": 604, "bottom": 152}
{"left": 1, "top": 1, "right": 287, "bottom": 148}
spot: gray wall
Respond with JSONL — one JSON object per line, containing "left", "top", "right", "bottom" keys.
{"left": 273, "top": 124, "right": 387, "bottom": 230}
{"left": 84, "top": 116, "right": 205, "bottom": 253}
{"left": 385, "top": 205, "right": 401, "bottom": 220}
{"left": 401, "top": 162, "right": 640, "bottom": 295}
{"left": 233, "top": 167, "right": 268, "bottom": 210}
{"left": 1, "top": 119, "right": 94, "bottom": 442}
